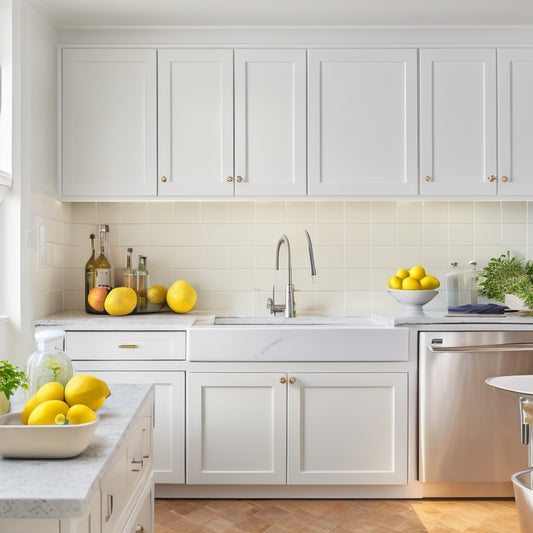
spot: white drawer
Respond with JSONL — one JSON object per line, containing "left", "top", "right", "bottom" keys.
{"left": 66, "top": 331, "right": 186, "bottom": 360}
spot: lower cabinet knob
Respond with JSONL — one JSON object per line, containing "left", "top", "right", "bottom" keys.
{"left": 424, "top": 176, "right": 431, "bottom": 182}
{"left": 226, "top": 176, "right": 233, "bottom": 183}
{"left": 488, "top": 175, "right": 496, "bottom": 182}
{"left": 501, "top": 176, "right": 509, "bottom": 182}
{"left": 280, "top": 377, "right": 286, "bottom": 384}
{"left": 160, "top": 176, "right": 167, "bottom": 183}
{"left": 289, "top": 377, "right": 296, "bottom": 384}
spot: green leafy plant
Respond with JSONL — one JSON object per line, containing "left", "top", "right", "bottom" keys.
{"left": 477, "top": 251, "right": 533, "bottom": 308}
{"left": 0, "top": 360, "right": 29, "bottom": 400}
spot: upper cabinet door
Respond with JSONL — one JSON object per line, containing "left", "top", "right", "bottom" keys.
{"left": 420, "top": 49, "right": 497, "bottom": 196}
{"left": 158, "top": 49, "right": 234, "bottom": 197}
{"left": 234, "top": 49, "right": 307, "bottom": 196}
{"left": 62, "top": 49, "right": 157, "bottom": 197}
{"left": 308, "top": 49, "right": 418, "bottom": 197}
{"left": 497, "top": 49, "right": 533, "bottom": 196}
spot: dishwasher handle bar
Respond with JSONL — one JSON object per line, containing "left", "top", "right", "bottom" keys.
{"left": 429, "top": 342, "right": 533, "bottom": 353}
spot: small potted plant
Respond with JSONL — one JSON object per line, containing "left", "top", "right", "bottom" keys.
{"left": 0, "top": 360, "right": 29, "bottom": 415}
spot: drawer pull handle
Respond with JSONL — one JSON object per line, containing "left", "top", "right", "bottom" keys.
{"left": 105, "top": 494, "right": 114, "bottom": 522}
{"left": 131, "top": 458, "right": 144, "bottom": 471}
{"left": 118, "top": 344, "right": 139, "bottom": 349}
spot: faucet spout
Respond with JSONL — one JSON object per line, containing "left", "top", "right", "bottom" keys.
{"left": 275, "top": 234, "right": 292, "bottom": 286}
{"left": 304, "top": 230, "right": 317, "bottom": 278}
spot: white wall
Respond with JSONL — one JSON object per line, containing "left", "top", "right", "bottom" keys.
{"left": 0, "top": 0, "right": 12, "bottom": 176}
{"left": 63, "top": 200, "right": 533, "bottom": 317}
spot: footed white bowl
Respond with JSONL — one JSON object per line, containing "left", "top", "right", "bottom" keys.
{"left": 388, "top": 289, "right": 438, "bottom": 312}
{"left": 0, "top": 412, "right": 99, "bottom": 458}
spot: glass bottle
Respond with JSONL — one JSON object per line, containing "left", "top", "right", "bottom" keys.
{"left": 84, "top": 233, "right": 96, "bottom": 313}
{"left": 26, "top": 329, "right": 73, "bottom": 397}
{"left": 95, "top": 224, "right": 112, "bottom": 290}
{"left": 446, "top": 261, "right": 460, "bottom": 308}
{"left": 135, "top": 255, "right": 148, "bottom": 312}
{"left": 467, "top": 260, "right": 478, "bottom": 304}
{"left": 124, "top": 247, "right": 133, "bottom": 288}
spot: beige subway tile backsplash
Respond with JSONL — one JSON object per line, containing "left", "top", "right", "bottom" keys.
{"left": 58, "top": 199, "right": 533, "bottom": 316}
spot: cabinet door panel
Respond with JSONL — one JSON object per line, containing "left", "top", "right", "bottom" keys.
{"left": 188, "top": 372, "right": 287, "bottom": 484}
{"left": 62, "top": 49, "right": 157, "bottom": 197}
{"left": 420, "top": 49, "right": 497, "bottom": 195}
{"left": 73, "top": 367, "right": 184, "bottom": 484}
{"left": 234, "top": 49, "right": 306, "bottom": 196}
{"left": 287, "top": 373, "right": 408, "bottom": 485}
{"left": 498, "top": 49, "right": 533, "bottom": 196}
{"left": 158, "top": 49, "right": 234, "bottom": 196}
{"left": 308, "top": 49, "right": 418, "bottom": 196}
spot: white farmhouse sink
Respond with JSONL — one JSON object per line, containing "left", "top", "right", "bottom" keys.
{"left": 188, "top": 317, "right": 408, "bottom": 362}
{"left": 213, "top": 316, "right": 387, "bottom": 326}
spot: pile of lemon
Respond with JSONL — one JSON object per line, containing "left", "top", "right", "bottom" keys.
{"left": 21, "top": 374, "right": 110, "bottom": 425}
{"left": 388, "top": 265, "right": 440, "bottom": 291}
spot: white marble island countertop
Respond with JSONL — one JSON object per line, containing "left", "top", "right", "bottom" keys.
{"left": 0, "top": 383, "right": 153, "bottom": 519}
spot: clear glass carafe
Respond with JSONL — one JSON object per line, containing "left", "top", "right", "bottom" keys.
{"left": 26, "top": 329, "right": 73, "bottom": 396}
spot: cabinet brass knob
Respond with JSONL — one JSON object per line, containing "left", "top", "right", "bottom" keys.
{"left": 488, "top": 175, "right": 496, "bottom": 182}
{"left": 160, "top": 176, "right": 167, "bottom": 183}
{"left": 501, "top": 176, "right": 509, "bottom": 182}
{"left": 424, "top": 176, "right": 431, "bottom": 182}
{"left": 280, "top": 377, "right": 286, "bottom": 384}
{"left": 289, "top": 377, "right": 296, "bottom": 384}
{"left": 236, "top": 176, "right": 243, "bottom": 183}
{"left": 135, "top": 526, "right": 145, "bottom": 533}
{"left": 226, "top": 176, "right": 233, "bottom": 183}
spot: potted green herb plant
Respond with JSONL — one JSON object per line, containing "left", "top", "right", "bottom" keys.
{"left": 0, "top": 360, "right": 29, "bottom": 415}
{"left": 478, "top": 251, "right": 533, "bottom": 309}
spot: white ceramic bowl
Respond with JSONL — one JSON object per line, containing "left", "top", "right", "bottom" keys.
{"left": 0, "top": 412, "right": 99, "bottom": 459}
{"left": 388, "top": 289, "right": 438, "bottom": 309}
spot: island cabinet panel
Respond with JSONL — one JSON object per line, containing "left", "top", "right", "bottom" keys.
{"left": 419, "top": 48, "right": 497, "bottom": 196}
{"left": 62, "top": 48, "right": 157, "bottom": 197}
{"left": 307, "top": 49, "right": 418, "bottom": 197}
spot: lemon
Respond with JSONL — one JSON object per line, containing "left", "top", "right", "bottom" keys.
{"left": 409, "top": 265, "right": 426, "bottom": 281}
{"left": 402, "top": 276, "right": 421, "bottom": 290}
{"left": 66, "top": 404, "right": 97, "bottom": 425}
{"left": 147, "top": 284, "right": 168, "bottom": 305}
{"left": 28, "top": 400, "right": 69, "bottom": 425}
{"left": 387, "top": 275, "right": 403, "bottom": 290}
{"left": 166, "top": 280, "right": 197, "bottom": 314}
{"left": 35, "top": 381, "right": 64, "bottom": 403}
{"left": 396, "top": 269, "right": 410, "bottom": 280}
{"left": 420, "top": 275, "right": 440, "bottom": 290}
{"left": 104, "top": 287, "right": 137, "bottom": 316}
{"left": 65, "top": 374, "right": 110, "bottom": 411}
{"left": 21, "top": 396, "right": 40, "bottom": 424}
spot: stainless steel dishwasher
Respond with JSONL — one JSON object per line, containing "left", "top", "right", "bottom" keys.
{"left": 419, "top": 330, "right": 533, "bottom": 483}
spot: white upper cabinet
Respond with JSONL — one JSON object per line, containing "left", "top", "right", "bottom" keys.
{"left": 62, "top": 49, "right": 157, "bottom": 197}
{"left": 157, "top": 49, "right": 234, "bottom": 196}
{"left": 307, "top": 49, "right": 418, "bottom": 196}
{"left": 419, "top": 49, "right": 497, "bottom": 196}
{"left": 497, "top": 49, "right": 533, "bottom": 196}
{"left": 234, "top": 49, "right": 306, "bottom": 196}
{"left": 158, "top": 48, "right": 306, "bottom": 197}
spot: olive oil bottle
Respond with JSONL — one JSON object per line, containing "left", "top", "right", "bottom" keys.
{"left": 84, "top": 233, "right": 96, "bottom": 313}
{"left": 95, "top": 224, "right": 112, "bottom": 290}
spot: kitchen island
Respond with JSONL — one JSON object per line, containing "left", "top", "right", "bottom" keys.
{"left": 0, "top": 383, "right": 155, "bottom": 533}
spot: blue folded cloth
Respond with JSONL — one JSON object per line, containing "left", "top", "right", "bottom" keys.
{"left": 448, "top": 303, "right": 507, "bottom": 314}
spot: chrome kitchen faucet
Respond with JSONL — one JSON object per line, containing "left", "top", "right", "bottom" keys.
{"left": 267, "top": 230, "right": 316, "bottom": 317}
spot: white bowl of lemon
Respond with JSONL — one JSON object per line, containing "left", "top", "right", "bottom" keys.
{"left": 387, "top": 266, "right": 440, "bottom": 313}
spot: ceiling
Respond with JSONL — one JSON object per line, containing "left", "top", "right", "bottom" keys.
{"left": 32, "top": 0, "right": 533, "bottom": 27}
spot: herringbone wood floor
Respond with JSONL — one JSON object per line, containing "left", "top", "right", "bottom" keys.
{"left": 154, "top": 498, "right": 520, "bottom": 532}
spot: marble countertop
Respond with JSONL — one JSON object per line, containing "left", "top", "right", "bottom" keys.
{"left": 0, "top": 383, "right": 153, "bottom": 519}
{"left": 34, "top": 308, "right": 533, "bottom": 330}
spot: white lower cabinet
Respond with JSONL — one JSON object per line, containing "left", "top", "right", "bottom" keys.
{"left": 74, "top": 366, "right": 185, "bottom": 485}
{"left": 187, "top": 372, "right": 408, "bottom": 485}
